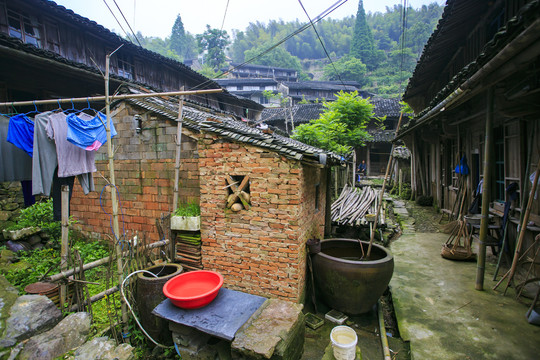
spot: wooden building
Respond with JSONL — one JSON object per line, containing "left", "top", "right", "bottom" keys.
{"left": 0, "top": 0, "right": 260, "bottom": 119}
{"left": 399, "top": 0, "right": 540, "bottom": 266}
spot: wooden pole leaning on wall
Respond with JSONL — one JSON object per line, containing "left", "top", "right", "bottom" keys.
{"left": 60, "top": 185, "right": 70, "bottom": 308}
{"left": 367, "top": 112, "right": 404, "bottom": 258}
{"left": 493, "top": 157, "right": 540, "bottom": 293}
{"left": 475, "top": 87, "right": 494, "bottom": 290}
{"left": 105, "top": 48, "right": 129, "bottom": 340}
{"left": 171, "top": 88, "right": 185, "bottom": 260}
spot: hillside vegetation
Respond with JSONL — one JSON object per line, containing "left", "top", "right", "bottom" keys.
{"left": 138, "top": 2, "right": 443, "bottom": 98}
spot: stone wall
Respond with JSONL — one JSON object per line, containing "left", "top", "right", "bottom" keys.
{"left": 198, "top": 132, "right": 326, "bottom": 302}
{"left": 70, "top": 103, "right": 200, "bottom": 242}
{"left": 0, "top": 182, "right": 25, "bottom": 239}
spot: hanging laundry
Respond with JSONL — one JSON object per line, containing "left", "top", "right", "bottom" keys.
{"left": 0, "top": 115, "right": 32, "bottom": 182}
{"left": 32, "top": 111, "right": 59, "bottom": 196}
{"left": 7, "top": 113, "right": 34, "bottom": 157}
{"left": 66, "top": 111, "right": 116, "bottom": 151}
{"left": 43, "top": 111, "right": 95, "bottom": 194}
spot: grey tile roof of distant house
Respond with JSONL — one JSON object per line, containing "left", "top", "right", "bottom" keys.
{"left": 228, "top": 63, "right": 297, "bottom": 72}
{"left": 261, "top": 97, "right": 403, "bottom": 124}
{"left": 283, "top": 81, "right": 363, "bottom": 91}
{"left": 215, "top": 79, "right": 279, "bottom": 86}
{"left": 118, "top": 86, "right": 342, "bottom": 166}
{"left": 369, "top": 129, "right": 395, "bottom": 143}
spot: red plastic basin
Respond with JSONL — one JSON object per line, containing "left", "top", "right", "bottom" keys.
{"left": 163, "top": 270, "right": 223, "bottom": 309}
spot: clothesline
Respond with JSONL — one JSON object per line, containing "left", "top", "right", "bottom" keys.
{"left": 0, "top": 88, "right": 223, "bottom": 108}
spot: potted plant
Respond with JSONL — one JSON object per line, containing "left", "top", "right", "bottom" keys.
{"left": 171, "top": 202, "right": 201, "bottom": 231}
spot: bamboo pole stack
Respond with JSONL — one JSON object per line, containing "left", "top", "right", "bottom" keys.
{"left": 331, "top": 185, "right": 380, "bottom": 226}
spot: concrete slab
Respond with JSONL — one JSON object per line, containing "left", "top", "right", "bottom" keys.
{"left": 153, "top": 288, "right": 266, "bottom": 341}
{"left": 390, "top": 232, "right": 540, "bottom": 360}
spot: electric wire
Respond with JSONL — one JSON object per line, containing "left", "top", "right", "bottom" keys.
{"left": 112, "top": 0, "right": 142, "bottom": 47}
{"left": 399, "top": 0, "right": 409, "bottom": 94}
{"left": 102, "top": 0, "right": 132, "bottom": 42}
{"left": 188, "top": 0, "right": 348, "bottom": 92}
{"left": 297, "top": 0, "right": 347, "bottom": 87}
{"left": 220, "top": 0, "right": 230, "bottom": 34}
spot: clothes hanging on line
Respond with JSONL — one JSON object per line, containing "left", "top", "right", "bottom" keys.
{"left": 51, "top": 168, "right": 74, "bottom": 221}
{"left": 67, "top": 111, "right": 116, "bottom": 151}
{"left": 0, "top": 115, "right": 32, "bottom": 182}
{"left": 31, "top": 111, "right": 95, "bottom": 196}
{"left": 7, "top": 113, "right": 34, "bottom": 157}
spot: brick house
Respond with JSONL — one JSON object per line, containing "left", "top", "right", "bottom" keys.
{"left": 70, "top": 86, "right": 341, "bottom": 302}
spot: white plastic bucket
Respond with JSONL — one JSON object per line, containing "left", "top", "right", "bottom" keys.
{"left": 330, "top": 325, "right": 357, "bottom": 360}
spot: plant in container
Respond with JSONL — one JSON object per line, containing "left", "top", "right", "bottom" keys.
{"left": 171, "top": 202, "right": 200, "bottom": 231}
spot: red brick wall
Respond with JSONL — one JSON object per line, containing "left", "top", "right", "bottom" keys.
{"left": 198, "top": 132, "right": 327, "bottom": 302}
{"left": 70, "top": 103, "right": 200, "bottom": 242}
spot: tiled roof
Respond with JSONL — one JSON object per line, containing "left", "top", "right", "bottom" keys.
{"left": 215, "top": 79, "right": 278, "bottom": 86}
{"left": 369, "top": 130, "right": 395, "bottom": 143}
{"left": 283, "top": 81, "right": 364, "bottom": 92}
{"left": 118, "top": 86, "right": 342, "bottom": 166}
{"left": 261, "top": 97, "right": 403, "bottom": 124}
{"left": 403, "top": 0, "right": 540, "bottom": 124}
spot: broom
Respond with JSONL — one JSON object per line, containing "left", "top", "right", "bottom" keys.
{"left": 441, "top": 181, "right": 467, "bottom": 234}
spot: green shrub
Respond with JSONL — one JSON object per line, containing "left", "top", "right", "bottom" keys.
{"left": 173, "top": 202, "right": 200, "bottom": 217}
{"left": 5, "top": 199, "right": 62, "bottom": 240}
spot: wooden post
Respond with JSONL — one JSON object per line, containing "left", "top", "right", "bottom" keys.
{"left": 172, "top": 88, "right": 185, "bottom": 213}
{"left": 476, "top": 87, "right": 494, "bottom": 290}
{"left": 399, "top": 169, "right": 403, "bottom": 198}
{"left": 172, "top": 90, "right": 185, "bottom": 261}
{"left": 325, "top": 166, "right": 332, "bottom": 237}
{"left": 502, "top": 158, "right": 540, "bottom": 292}
{"left": 60, "top": 185, "right": 69, "bottom": 308}
{"left": 367, "top": 112, "right": 404, "bottom": 257}
{"left": 105, "top": 49, "right": 129, "bottom": 339}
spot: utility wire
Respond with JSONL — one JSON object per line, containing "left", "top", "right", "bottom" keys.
{"left": 297, "top": 0, "right": 347, "bottom": 87}
{"left": 102, "top": 0, "right": 131, "bottom": 41}
{"left": 112, "top": 0, "right": 142, "bottom": 47}
{"left": 399, "top": 0, "right": 409, "bottom": 94}
{"left": 220, "top": 0, "right": 230, "bottom": 34}
{"left": 190, "top": 0, "right": 348, "bottom": 91}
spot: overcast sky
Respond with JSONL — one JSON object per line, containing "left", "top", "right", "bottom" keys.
{"left": 53, "top": 0, "right": 445, "bottom": 38}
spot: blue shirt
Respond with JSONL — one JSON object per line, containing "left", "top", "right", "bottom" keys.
{"left": 7, "top": 114, "right": 34, "bottom": 157}
{"left": 66, "top": 112, "right": 117, "bottom": 151}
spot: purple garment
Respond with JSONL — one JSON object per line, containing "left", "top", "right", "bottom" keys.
{"left": 7, "top": 114, "right": 34, "bottom": 157}
{"left": 66, "top": 112, "right": 116, "bottom": 151}
{"left": 46, "top": 112, "right": 97, "bottom": 178}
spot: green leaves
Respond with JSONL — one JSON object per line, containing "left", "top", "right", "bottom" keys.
{"left": 292, "top": 91, "right": 377, "bottom": 155}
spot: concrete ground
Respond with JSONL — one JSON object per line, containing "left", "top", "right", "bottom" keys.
{"left": 390, "top": 203, "right": 540, "bottom": 359}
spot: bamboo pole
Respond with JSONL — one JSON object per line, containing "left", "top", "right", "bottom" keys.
{"left": 500, "top": 158, "right": 540, "bottom": 293}
{"left": 172, "top": 88, "right": 185, "bottom": 213}
{"left": 60, "top": 185, "right": 69, "bottom": 308}
{"left": 0, "top": 88, "right": 223, "bottom": 107}
{"left": 69, "top": 285, "right": 119, "bottom": 312}
{"left": 48, "top": 239, "right": 169, "bottom": 282}
{"left": 105, "top": 49, "right": 129, "bottom": 339}
{"left": 475, "top": 87, "right": 494, "bottom": 291}
{"left": 367, "top": 112, "right": 403, "bottom": 258}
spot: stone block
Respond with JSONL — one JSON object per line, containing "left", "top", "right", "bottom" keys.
{"left": 231, "top": 299, "right": 304, "bottom": 360}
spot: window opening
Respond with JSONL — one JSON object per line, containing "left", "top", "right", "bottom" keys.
{"left": 226, "top": 175, "right": 251, "bottom": 211}
{"left": 117, "top": 53, "right": 134, "bottom": 80}
{"left": 7, "top": 8, "right": 42, "bottom": 47}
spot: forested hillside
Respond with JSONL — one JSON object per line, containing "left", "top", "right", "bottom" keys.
{"left": 138, "top": 2, "right": 443, "bottom": 98}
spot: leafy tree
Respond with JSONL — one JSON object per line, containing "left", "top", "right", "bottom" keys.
{"left": 244, "top": 43, "right": 303, "bottom": 73}
{"left": 322, "top": 56, "right": 368, "bottom": 86}
{"left": 350, "top": 0, "right": 376, "bottom": 70}
{"left": 197, "top": 63, "right": 220, "bottom": 78}
{"left": 197, "top": 25, "right": 230, "bottom": 69}
{"left": 292, "top": 91, "right": 380, "bottom": 154}
{"left": 170, "top": 15, "right": 187, "bottom": 58}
